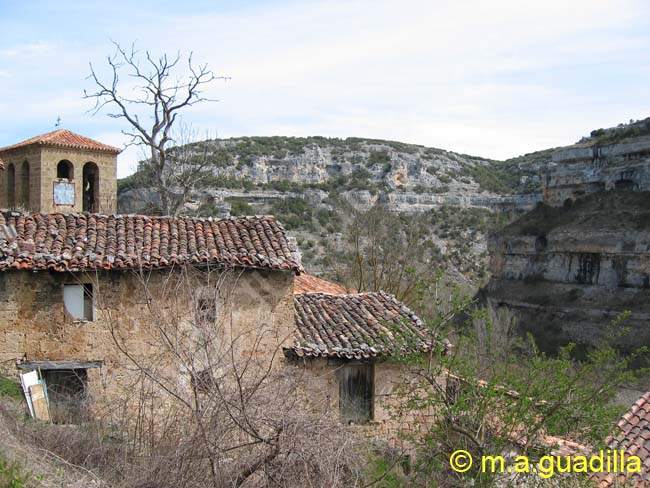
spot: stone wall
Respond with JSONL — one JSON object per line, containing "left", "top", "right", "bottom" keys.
{"left": 0, "top": 146, "right": 42, "bottom": 211}
{"left": 40, "top": 147, "right": 118, "bottom": 214}
{"left": 287, "top": 359, "right": 436, "bottom": 446}
{"left": 0, "top": 266, "right": 294, "bottom": 414}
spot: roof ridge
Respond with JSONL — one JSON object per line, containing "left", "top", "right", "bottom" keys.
{"left": 0, "top": 210, "right": 279, "bottom": 223}
{"left": 0, "top": 129, "right": 121, "bottom": 154}
{"left": 299, "top": 291, "right": 384, "bottom": 298}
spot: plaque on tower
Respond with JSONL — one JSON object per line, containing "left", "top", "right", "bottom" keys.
{"left": 54, "top": 181, "right": 75, "bottom": 206}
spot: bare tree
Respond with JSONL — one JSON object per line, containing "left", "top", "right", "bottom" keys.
{"left": 330, "top": 204, "right": 438, "bottom": 304}
{"left": 85, "top": 42, "right": 227, "bottom": 215}
{"left": 123, "top": 124, "right": 221, "bottom": 216}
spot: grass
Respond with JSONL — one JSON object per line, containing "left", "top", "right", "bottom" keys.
{"left": 364, "top": 454, "right": 406, "bottom": 488}
{"left": 0, "top": 376, "right": 22, "bottom": 400}
{"left": 0, "top": 456, "right": 31, "bottom": 488}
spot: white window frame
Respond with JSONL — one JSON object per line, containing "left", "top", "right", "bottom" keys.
{"left": 63, "top": 283, "right": 94, "bottom": 321}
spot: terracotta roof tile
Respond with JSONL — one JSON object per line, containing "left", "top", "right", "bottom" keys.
{"left": 286, "top": 291, "right": 444, "bottom": 360}
{"left": 602, "top": 391, "right": 650, "bottom": 487}
{"left": 543, "top": 391, "right": 650, "bottom": 487}
{"left": 0, "top": 129, "right": 121, "bottom": 154}
{"left": 294, "top": 274, "right": 354, "bottom": 295}
{"left": 0, "top": 212, "right": 302, "bottom": 273}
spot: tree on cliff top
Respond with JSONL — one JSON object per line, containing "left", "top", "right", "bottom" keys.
{"left": 85, "top": 42, "right": 227, "bottom": 215}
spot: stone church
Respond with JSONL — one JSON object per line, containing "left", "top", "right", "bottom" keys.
{"left": 0, "top": 129, "right": 118, "bottom": 214}
{"left": 0, "top": 129, "right": 437, "bottom": 431}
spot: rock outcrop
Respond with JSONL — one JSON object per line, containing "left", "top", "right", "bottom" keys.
{"left": 484, "top": 122, "right": 650, "bottom": 354}
{"left": 485, "top": 190, "right": 650, "bottom": 353}
{"left": 544, "top": 135, "right": 650, "bottom": 206}
{"left": 118, "top": 136, "right": 544, "bottom": 215}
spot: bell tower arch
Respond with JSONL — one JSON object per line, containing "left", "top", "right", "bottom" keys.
{"left": 0, "top": 129, "right": 120, "bottom": 213}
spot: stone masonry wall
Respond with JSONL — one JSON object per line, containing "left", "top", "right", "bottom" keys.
{"left": 0, "top": 146, "right": 42, "bottom": 211}
{"left": 0, "top": 266, "right": 294, "bottom": 415}
{"left": 287, "top": 359, "right": 437, "bottom": 447}
{"left": 40, "top": 147, "right": 118, "bottom": 214}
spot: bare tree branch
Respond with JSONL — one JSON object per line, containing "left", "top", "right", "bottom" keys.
{"left": 85, "top": 41, "right": 229, "bottom": 215}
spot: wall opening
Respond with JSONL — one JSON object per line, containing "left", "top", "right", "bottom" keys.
{"left": 82, "top": 162, "right": 99, "bottom": 212}
{"left": 63, "top": 283, "right": 94, "bottom": 321}
{"left": 20, "top": 161, "right": 30, "bottom": 209}
{"left": 339, "top": 363, "right": 374, "bottom": 424}
{"left": 6, "top": 163, "right": 15, "bottom": 208}
{"left": 195, "top": 287, "right": 218, "bottom": 324}
{"left": 41, "top": 368, "right": 89, "bottom": 424}
{"left": 57, "top": 160, "right": 74, "bottom": 180}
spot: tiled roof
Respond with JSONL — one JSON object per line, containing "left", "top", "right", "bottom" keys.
{"left": 287, "top": 291, "right": 441, "bottom": 359}
{"left": 0, "top": 129, "right": 121, "bottom": 154}
{"left": 0, "top": 212, "right": 302, "bottom": 273}
{"left": 538, "top": 391, "right": 650, "bottom": 488}
{"left": 294, "top": 274, "right": 354, "bottom": 295}
{"left": 596, "top": 391, "right": 650, "bottom": 487}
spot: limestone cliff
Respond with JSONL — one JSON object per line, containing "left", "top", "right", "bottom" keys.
{"left": 544, "top": 135, "right": 650, "bottom": 206}
{"left": 485, "top": 191, "right": 650, "bottom": 353}
{"left": 118, "top": 136, "right": 545, "bottom": 215}
{"left": 484, "top": 119, "right": 650, "bottom": 353}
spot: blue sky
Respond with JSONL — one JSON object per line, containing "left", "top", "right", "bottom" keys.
{"left": 1, "top": 0, "right": 650, "bottom": 177}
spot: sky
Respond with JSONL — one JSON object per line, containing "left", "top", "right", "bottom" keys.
{"left": 1, "top": 0, "right": 649, "bottom": 177}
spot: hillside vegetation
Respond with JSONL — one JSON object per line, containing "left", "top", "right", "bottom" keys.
{"left": 118, "top": 135, "right": 545, "bottom": 197}
{"left": 583, "top": 116, "right": 650, "bottom": 145}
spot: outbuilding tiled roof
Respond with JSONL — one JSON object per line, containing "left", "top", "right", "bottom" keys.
{"left": 538, "top": 391, "right": 650, "bottom": 487}
{"left": 287, "top": 291, "right": 440, "bottom": 359}
{"left": 597, "top": 391, "right": 650, "bottom": 487}
{"left": 0, "top": 129, "right": 121, "bottom": 154}
{"left": 0, "top": 212, "right": 302, "bottom": 273}
{"left": 294, "top": 273, "right": 354, "bottom": 295}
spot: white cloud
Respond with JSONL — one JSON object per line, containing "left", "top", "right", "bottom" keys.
{"left": 1, "top": 0, "right": 649, "bottom": 167}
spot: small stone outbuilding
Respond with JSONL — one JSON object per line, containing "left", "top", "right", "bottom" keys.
{"left": 287, "top": 276, "right": 446, "bottom": 438}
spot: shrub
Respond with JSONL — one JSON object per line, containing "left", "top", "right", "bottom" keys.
{"left": 368, "top": 150, "right": 391, "bottom": 166}
{"left": 229, "top": 199, "right": 254, "bottom": 216}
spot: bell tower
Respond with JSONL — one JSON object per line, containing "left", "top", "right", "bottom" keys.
{"left": 0, "top": 129, "right": 120, "bottom": 213}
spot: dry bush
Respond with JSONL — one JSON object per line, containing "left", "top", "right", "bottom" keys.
{"left": 15, "top": 265, "right": 365, "bottom": 488}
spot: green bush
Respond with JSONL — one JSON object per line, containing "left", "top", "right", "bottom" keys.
{"left": 368, "top": 150, "right": 391, "bottom": 166}
{"left": 228, "top": 199, "right": 254, "bottom": 216}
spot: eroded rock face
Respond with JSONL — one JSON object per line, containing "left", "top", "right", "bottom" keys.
{"left": 485, "top": 191, "right": 650, "bottom": 352}
{"left": 485, "top": 128, "right": 650, "bottom": 353}
{"left": 118, "top": 136, "right": 545, "bottom": 215}
{"left": 544, "top": 135, "right": 650, "bottom": 206}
